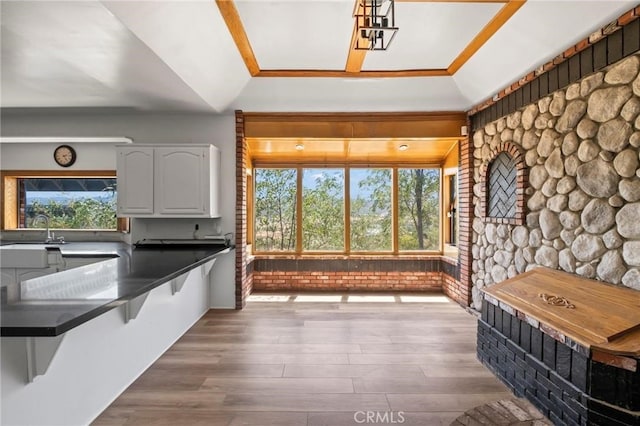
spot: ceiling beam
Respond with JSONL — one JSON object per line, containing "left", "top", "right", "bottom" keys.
{"left": 257, "top": 69, "right": 449, "bottom": 78}
{"left": 216, "top": 0, "right": 260, "bottom": 76}
{"left": 447, "top": 0, "right": 526, "bottom": 74}
{"left": 345, "top": 0, "right": 369, "bottom": 73}
{"left": 397, "top": 0, "right": 509, "bottom": 3}
{"left": 216, "top": 0, "right": 521, "bottom": 79}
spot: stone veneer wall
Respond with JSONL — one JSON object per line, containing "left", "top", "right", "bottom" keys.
{"left": 470, "top": 53, "right": 640, "bottom": 309}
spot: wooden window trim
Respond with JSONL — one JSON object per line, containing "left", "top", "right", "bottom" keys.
{"left": 1, "top": 170, "right": 128, "bottom": 232}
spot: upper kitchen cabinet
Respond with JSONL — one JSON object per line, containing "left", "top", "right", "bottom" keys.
{"left": 117, "top": 147, "right": 155, "bottom": 215}
{"left": 117, "top": 145, "right": 220, "bottom": 218}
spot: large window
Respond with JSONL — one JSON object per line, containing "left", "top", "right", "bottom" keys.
{"left": 350, "top": 168, "right": 392, "bottom": 252}
{"left": 1, "top": 172, "right": 121, "bottom": 231}
{"left": 253, "top": 166, "right": 441, "bottom": 254}
{"left": 398, "top": 169, "right": 440, "bottom": 251}
{"left": 254, "top": 168, "right": 297, "bottom": 252}
{"left": 302, "top": 169, "right": 344, "bottom": 251}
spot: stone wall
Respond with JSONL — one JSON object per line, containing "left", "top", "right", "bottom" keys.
{"left": 471, "top": 53, "right": 640, "bottom": 309}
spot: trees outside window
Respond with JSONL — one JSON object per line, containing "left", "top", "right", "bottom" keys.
{"left": 22, "top": 178, "right": 117, "bottom": 230}
{"left": 398, "top": 169, "right": 440, "bottom": 250}
{"left": 350, "top": 168, "right": 392, "bottom": 251}
{"left": 254, "top": 169, "right": 297, "bottom": 251}
{"left": 302, "top": 168, "right": 344, "bottom": 251}
{"left": 252, "top": 166, "right": 440, "bottom": 253}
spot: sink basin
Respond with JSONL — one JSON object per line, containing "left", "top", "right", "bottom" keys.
{"left": 0, "top": 244, "right": 55, "bottom": 268}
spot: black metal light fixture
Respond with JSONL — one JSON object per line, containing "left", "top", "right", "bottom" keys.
{"left": 354, "top": 0, "right": 398, "bottom": 51}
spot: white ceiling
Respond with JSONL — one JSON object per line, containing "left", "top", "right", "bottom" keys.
{"left": 1, "top": 0, "right": 637, "bottom": 114}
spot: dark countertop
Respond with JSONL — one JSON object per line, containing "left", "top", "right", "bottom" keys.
{"left": 1, "top": 242, "right": 233, "bottom": 337}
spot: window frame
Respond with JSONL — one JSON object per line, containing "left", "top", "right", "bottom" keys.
{"left": 251, "top": 162, "right": 443, "bottom": 256}
{"left": 1, "top": 170, "right": 127, "bottom": 232}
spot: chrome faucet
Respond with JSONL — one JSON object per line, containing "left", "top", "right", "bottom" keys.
{"left": 33, "top": 214, "right": 52, "bottom": 242}
{"left": 33, "top": 214, "right": 65, "bottom": 244}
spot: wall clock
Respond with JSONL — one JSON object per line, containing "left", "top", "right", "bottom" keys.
{"left": 53, "top": 145, "right": 77, "bottom": 167}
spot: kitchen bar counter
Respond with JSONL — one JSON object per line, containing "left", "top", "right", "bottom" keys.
{"left": 1, "top": 242, "right": 232, "bottom": 337}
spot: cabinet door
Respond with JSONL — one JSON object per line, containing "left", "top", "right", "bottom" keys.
{"left": 154, "top": 147, "right": 209, "bottom": 215}
{"left": 117, "top": 147, "right": 154, "bottom": 216}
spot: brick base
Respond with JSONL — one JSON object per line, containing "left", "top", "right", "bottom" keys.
{"left": 251, "top": 256, "right": 464, "bottom": 295}
{"left": 478, "top": 301, "right": 640, "bottom": 426}
{"left": 443, "top": 273, "right": 468, "bottom": 306}
{"left": 253, "top": 270, "right": 443, "bottom": 291}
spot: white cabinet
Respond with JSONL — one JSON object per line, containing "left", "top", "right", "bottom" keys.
{"left": 117, "top": 145, "right": 220, "bottom": 218}
{"left": 117, "top": 147, "right": 154, "bottom": 215}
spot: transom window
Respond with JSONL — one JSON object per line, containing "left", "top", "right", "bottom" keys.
{"left": 253, "top": 166, "right": 441, "bottom": 254}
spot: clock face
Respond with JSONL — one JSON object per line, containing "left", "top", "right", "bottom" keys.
{"left": 54, "top": 145, "right": 76, "bottom": 167}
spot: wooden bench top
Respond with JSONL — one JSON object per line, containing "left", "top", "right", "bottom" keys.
{"left": 482, "top": 267, "right": 640, "bottom": 357}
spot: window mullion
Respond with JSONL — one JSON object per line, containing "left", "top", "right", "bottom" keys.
{"left": 295, "top": 166, "right": 303, "bottom": 254}
{"left": 392, "top": 168, "right": 399, "bottom": 255}
{"left": 345, "top": 166, "right": 350, "bottom": 255}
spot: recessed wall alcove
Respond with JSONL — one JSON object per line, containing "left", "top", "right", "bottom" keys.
{"left": 479, "top": 142, "right": 527, "bottom": 226}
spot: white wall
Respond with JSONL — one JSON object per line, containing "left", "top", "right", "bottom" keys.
{"left": 0, "top": 110, "right": 237, "bottom": 307}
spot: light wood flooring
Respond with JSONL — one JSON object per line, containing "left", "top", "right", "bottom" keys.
{"left": 93, "top": 293, "right": 514, "bottom": 426}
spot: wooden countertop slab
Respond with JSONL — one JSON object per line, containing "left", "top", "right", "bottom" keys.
{"left": 482, "top": 268, "right": 640, "bottom": 354}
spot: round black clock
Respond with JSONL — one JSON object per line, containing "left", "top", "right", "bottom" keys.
{"left": 53, "top": 145, "right": 76, "bottom": 167}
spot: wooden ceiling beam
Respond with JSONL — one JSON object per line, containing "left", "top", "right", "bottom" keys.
{"left": 216, "top": 0, "right": 260, "bottom": 76}
{"left": 216, "top": 0, "right": 522, "bottom": 79}
{"left": 345, "top": 0, "right": 369, "bottom": 73}
{"left": 397, "top": 0, "right": 509, "bottom": 3}
{"left": 447, "top": 0, "right": 526, "bottom": 74}
{"left": 257, "top": 69, "right": 449, "bottom": 78}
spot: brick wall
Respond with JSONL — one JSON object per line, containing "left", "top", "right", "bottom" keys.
{"left": 442, "top": 274, "right": 467, "bottom": 304}
{"left": 478, "top": 299, "right": 640, "bottom": 425}
{"left": 235, "top": 110, "right": 252, "bottom": 309}
{"left": 458, "top": 126, "right": 474, "bottom": 307}
{"left": 253, "top": 270, "right": 443, "bottom": 291}
{"left": 252, "top": 257, "right": 463, "bottom": 297}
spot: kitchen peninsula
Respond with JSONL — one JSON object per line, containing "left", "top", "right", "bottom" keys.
{"left": 1, "top": 241, "right": 233, "bottom": 425}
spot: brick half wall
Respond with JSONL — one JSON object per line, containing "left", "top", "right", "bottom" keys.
{"left": 253, "top": 257, "right": 464, "bottom": 298}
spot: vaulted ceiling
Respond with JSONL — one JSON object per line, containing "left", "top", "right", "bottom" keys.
{"left": 0, "top": 0, "right": 636, "bottom": 113}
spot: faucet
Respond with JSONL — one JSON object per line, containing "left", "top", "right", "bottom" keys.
{"left": 33, "top": 214, "right": 65, "bottom": 244}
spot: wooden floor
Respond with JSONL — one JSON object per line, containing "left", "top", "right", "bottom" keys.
{"left": 93, "top": 293, "right": 514, "bottom": 426}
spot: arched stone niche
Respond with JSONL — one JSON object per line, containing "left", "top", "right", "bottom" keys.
{"left": 479, "top": 142, "right": 527, "bottom": 225}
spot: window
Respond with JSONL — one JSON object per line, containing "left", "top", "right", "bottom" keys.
{"left": 302, "top": 168, "right": 344, "bottom": 251}
{"left": 445, "top": 173, "right": 458, "bottom": 246}
{"left": 254, "top": 168, "right": 297, "bottom": 252}
{"left": 1, "top": 172, "right": 123, "bottom": 231}
{"left": 252, "top": 166, "right": 441, "bottom": 254}
{"left": 398, "top": 169, "right": 440, "bottom": 251}
{"left": 350, "top": 168, "right": 392, "bottom": 252}
{"left": 21, "top": 178, "right": 117, "bottom": 229}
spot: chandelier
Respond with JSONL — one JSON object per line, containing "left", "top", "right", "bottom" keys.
{"left": 353, "top": 0, "right": 398, "bottom": 51}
